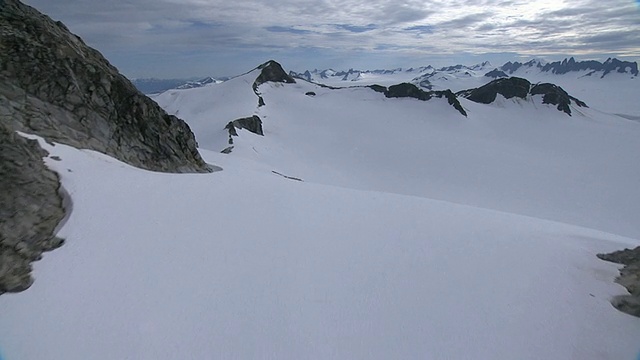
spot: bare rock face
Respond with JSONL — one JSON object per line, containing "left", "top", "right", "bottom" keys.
{"left": 459, "top": 77, "right": 531, "bottom": 104}
{"left": 0, "top": 126, "right": 66, "bottom": 294}
{"left": 0, "top": 0, "right": 210, "bottom": 173}
{"left": 530, "top": 83, "right": 587, "bottom": 115}
{"left": 376, "top": 83, "right": 467, "bottom": 116}
{"left": 458, "top": 77, "right": 587, "bottom": 116}
{"left": 0, "top": 0, "right": 212, "bottom": 294}
{"left": 253, "top": 60, "right": 296, "bottom": 91}
{"left": 225, "top": 115, "right": 264, "bottom": 137}
{"left": 597, "top": 247, "right": 640, "bottom": 318}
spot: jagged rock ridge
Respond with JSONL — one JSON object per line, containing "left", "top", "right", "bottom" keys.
{"left": 458, "top": 77, "right": 587, "bottom": 115}
{"left": 371, "top": 83, "right": 467, "bottom": 116}
{"left": 253, "top": 60, "right": 296, "bottom": 91}
{"left": 500, "top": 57, "right": 638, "bottom": 77}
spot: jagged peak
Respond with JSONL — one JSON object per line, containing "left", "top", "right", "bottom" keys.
{"left": 253, "top": 60, "right": 296, "bottom": 90}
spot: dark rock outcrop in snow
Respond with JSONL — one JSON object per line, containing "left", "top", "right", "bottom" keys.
{"left": 0, "top": 0, "right": 211, "bottom": 294}
{"left": 0, "top": 126, "right": 66, "bottom": 294}
{"left": 377, "top": 83, "right": 467, "bottom": 116}
{"left": 458, "top": 77, "right": 587, "bottom": 115}
{"left": 597, "top": 247, "right": 640, "bottom": 318}
{"left": 251, "top": 60, "right": 295, "bottom": 107}
{"left": 225, "top": 115, "right": 264, "bottom": 137}
{"left": 253, "top": 60, "right": 296, "bottom": 91}
{"left": 459, "top": 77, "right": 531, "bottom": 104}
{"left": 530, "top": 83, "right": 587, "bottom": 115}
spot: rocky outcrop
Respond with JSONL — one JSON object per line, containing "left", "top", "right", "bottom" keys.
{"left": 0, "top": 0, "right": 212, "bottom": 294}
{"left": 459, "top": 77, "right": 530, "bottom": 104}
{"left": 224, "top": 115, "right": 264, "bottom": 145}
{"left": 0, "top": 0, "right": 210, "bottom": 173}
{"left": 378, "top": 83, "right": 467, "bottom": 116}
{"left": 530, "top": 83, "right": 587, "bottom": 115}
{"left": 458, "top": 77, "right": 587, "bottom": 115}
{"left": 253, "top": 60, "right": 296, "bottom": 91}
{"left": 597, "top": 247, "right": 640, "bottom": 318}
{"left": 250, "top": 60, "right": 295, "bottom": 107}
{"left": 0, "top": 126, "right": 66, "bottom": 294}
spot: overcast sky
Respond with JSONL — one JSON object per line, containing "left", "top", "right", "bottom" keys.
{"left": 23, "top": 0, "right": 640, "bottom": 79}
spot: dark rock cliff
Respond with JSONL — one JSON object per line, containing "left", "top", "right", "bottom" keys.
{"left": 375, "top": 83, "right": 467, "bottom": 116}
{"left": 253, "top": 60, "right": 296, "bottom": 91}
{"left": 0, "top": 0, "right": 209, "bottom": 173}
{"left": 0, "top": 0, "right": 211, "bottom": 294}
{"left": 458, "top": 77, "right": 587, "bottom": 115}
{"left": 0, "top": 126, "right": 66, "bottom": 294}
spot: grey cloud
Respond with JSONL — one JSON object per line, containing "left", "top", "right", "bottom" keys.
{"left": 266, "top": 26, "right": 313, "bottom": 35}
{"left": 405, "top": 25, "right": 434, "bottom": 33}
{"left": 335, "top": 24, "right": 378, "bottom": 33}
{"left": 435, "top": 13, "right": 492, "bottom": 29}
{"left": 20, "top": 0, "right": 640, "bottom": 78}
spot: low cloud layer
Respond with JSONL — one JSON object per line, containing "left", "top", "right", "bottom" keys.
{"left": 23, "top": 0, "right": 640, "bottom": 77}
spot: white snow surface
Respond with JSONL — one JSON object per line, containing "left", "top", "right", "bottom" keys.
{"left": 2, "top": 65, "right": 640, "bottom": 359}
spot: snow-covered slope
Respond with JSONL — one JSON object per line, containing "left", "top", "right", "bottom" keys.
{"left": 154, "top": 68, "right": 263, "bottom": 151}
{"left": 154, "top": 73, "right": 640, "bottom": 240}
{"left": 2, "top": 60, "right": 639, "bottom": 359}
{"left": 0, "top": 137, "right": 638, "bottom": 360}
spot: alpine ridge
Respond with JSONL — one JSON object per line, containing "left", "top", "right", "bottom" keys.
{"left": 0, "top": 0, "right": 211, "bottom": 293}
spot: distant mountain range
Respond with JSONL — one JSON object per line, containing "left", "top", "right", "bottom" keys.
{"left": 132, "top": 76, "right": 225, "bottom": 94}
{"left": 494, "top": 57, "right": 639, "bottom": 78}
{"left": 290, "top": 57, "right": 638, "bottom": 88}
{"left": 132, "top": 58, "right": 637, "bottom": 95}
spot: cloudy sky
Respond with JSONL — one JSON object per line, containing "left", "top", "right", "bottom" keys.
{"left": 23, "top": 0, "right": 640, "bottom": 78}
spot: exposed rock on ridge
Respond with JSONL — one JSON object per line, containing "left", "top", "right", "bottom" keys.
{"left": 597, "top": 247, "right": 640, "bottom": 318}
{"left": 225, "top": 115, "right": 264, "bottom": 142}
{"left": 372, "top": 83, "right": 467, "bottom": 116}
{"left": 458, "top": 77, "right": 587, "bottom": 115}
{"left": 253, "top": 60, "right": 296, "bottom": 91}
{"left": 0, "top": 0, "right": 210, "bottom": 173}
{"left": 250, "top": 60, "right": 295, "bottom": 108}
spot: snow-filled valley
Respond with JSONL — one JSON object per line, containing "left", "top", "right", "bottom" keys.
{"left": 2, "top": 61, "right": 640, "bottom": 359}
